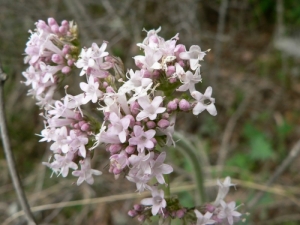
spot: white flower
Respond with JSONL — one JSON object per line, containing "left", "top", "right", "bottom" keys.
{"left": 179, "top": 45, "right": 206, "bottom": 70}
{"left": 177, "top": 67, "right": 202, "bottom": 94}
{"left": 136, "top": 96, "right": 166, "bottom": 121}
{"left": 194, "top": 210, "right": 215, "bottom": 225}
{"left": 214, "top": 176, "right": 236, "bottom": 206}
{"left": 80, "top": 76, "right": 103, "bottom": 103}
{"left": 192, "top": 87, "right": 217, "bottom": 116}
{"left": 141, "top": 187, "right": 166, "bottom": 216}
{"left": 218, "top": 201, "right": 242, "bottom": 225}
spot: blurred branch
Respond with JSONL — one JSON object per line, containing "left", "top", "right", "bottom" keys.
{"left": 5, "top": 176, "right": 300, "bottom": 224}
{"left": 248, "top": 139, "right": 300, "bottom": 208}
{"left": 0, "top": 64, "right": 37, "bottom": 225}
{"left": 216, "top": 92, "right": 252, "bottom": 174}
{"left": 212, "top": 0, "right": 228, "bottom": 86}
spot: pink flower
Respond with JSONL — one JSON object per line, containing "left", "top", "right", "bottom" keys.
{"left": 129, "top": 125, "right": 155, "bottom": 152}
{"left": 106, "top": 112, "right": 130, "bottom": 143}
{"left": 72, "top": 159, "right": 102, "bottom": 185}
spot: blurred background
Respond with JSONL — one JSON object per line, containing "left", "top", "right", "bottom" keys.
{"left": 1, "top": 0, "right": 300, "bottom": 224}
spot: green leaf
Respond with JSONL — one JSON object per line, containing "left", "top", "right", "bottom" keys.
{"left": 249, "top": 136, "right": 273, "bottom": 161}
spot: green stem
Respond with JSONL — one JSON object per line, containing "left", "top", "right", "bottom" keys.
{"left": 173, "top": 132, "right": 206, "bottom": 204}
{"left": 164, "top": 174, "right": 171, "bottom": 198}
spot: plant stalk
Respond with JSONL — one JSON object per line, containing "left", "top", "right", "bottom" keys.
{"left": 0, "top": 65, "right": 37, "bottom": 225}
{"left": 173, "top": 132, "right": 206, "bottom": 203}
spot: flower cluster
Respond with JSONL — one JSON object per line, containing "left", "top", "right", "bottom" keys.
{"left": 23, "top": 18, "right": 241, "bottom": 224}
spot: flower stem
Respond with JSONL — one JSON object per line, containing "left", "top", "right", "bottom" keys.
{"left": 0, "top": 65, "right": 37, "bottom": 225}
{"left": 173, "top": 132, "right": 206, "bottom": 203}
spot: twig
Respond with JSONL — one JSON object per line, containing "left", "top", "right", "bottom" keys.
{"left": 212, "top": 0, "right": 228, "bottom": 86}
{"left": 0, "top": 64, "right": 37, "bottom": 225}
{"left": 248, "top": 139, "right": 300, "bottom": 208}
{"left": 216, "top": 93, "right": 252, "bottom": 174}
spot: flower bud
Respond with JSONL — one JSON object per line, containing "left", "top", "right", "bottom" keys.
{"left": 51, "top": 54, "right": 63, "bottom": 64}
{"left": 130, "top": 101, "right": 140, "bottom": 115}
{"left": 158, "top": 119, "right": 170, "bottom": 128}
{"left": 146, "top": 121, "right": 156, "bottom": 129}
{"left": 169, "top": 78, "right": 177, "bottom": 83}
{"left": 133, "top": 204, "right": 143, "bottom": 211}
{"left": 124, "top": 115, "right": 135, "bottom": 127}
{"left": 206, "top": 204, "right": 216, "bottom": 213}
{"left": 176, "top": 209, "right": 186, "bottom": 219}
{"left": 167, "top": 100, "right": 177, "bottom": 111}
{"left": 48, "top": 17, "right": 57, "bottom": 26}
{"left": 67, "top": 59, "right": 74, "bottom": 66}
{"left": 179, "top": 99, "right": 190, "bottom": 111}
{"left": 81, "top": 123, "right": 90, "bottom": 132}
{"left": 59, "top": 26, "right": 67, "bottom": 34}
{"left": 51, "top": 24, "right": 59, "bottom": 33}
{"left": 108, "top": 144, "right": 122, "bottom": 154}
{"left": 62, "top": 66, "right": 71, "bottom": 74}
{"left": 128, "top": 210, "right": 138, "bottom": 217}
{"left": 125, "top": 145, "right": 136, "bottom": 154}
{"left": 166, "top": 66, "right": 175, "bottom": 77}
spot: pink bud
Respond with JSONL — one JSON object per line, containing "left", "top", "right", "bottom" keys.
{"left": 36, "top": 20, "right": 48, "bottom": 30}
{"left": 102, "top": 82, "right": 108, "bottom": 88}
{"left": 146, "top": 121, "right": 156, "bottom": 129}
{"left": 109, "top": 144, "right": 122, "bottom": 154}
{"left": 166, "top": 66, "right": 175, "bottom": 77}
{"left": 162, "top": 113, "right": 169, "bottom": 119}
{"left": 179, "top": 99, "right": 190, "bottom": 111}
{"left": 135, "top": 121, "right": 141, "bottom": 126}
{"left": 206, "top": 204, "right": 216, "bottom": 213}
{"left": 128, "top": 210, "right": 138, "bottom": 217}
{"left": 51, "top": 24, "right": 59, "bottom": 33}
{"left": 78, "top": 121, "right": 85, "bottom": 127}
{"left": 125, "top": 145, "right": 136, "bottom": 154}
{"left": 81, "top": 123, "right": 90, "bottom": 132}
{"left": 61, "top": 20, "right": 69, "bottom": 26}
{"left": 67, "top": 59, "right": 74, "bottom": 66}
{"left": 48, "top": 17, "right": 57, "bottom": 26}
{"left": 174, "top": 44, "right": 186, "bottom": 58}
{"left": 124, "top": 115, "right": 135, "bottom": 127}
{"left": 176, "top": 209, "right": 186, "bottom": 219}
{"left": 151, "top": 138, "right": 157, "bottom": 146}
{"left": 142, "top": 69, "right": 152, "bottom": 78}
{"left": 51, "top": 54, "right": 63, "bottom": 64}
{"left": 158, "top": 119, "right": 170, "bottom": 128}
{"left": 74, "top": 112, "right": 83, "bottom": 120}
{"left": 167, "top": 100, "right": 177, "bottom": 111}
{"left": 169, "top": 77, "right": 177, "bottom": 83}
{"left": 130, "top": 101, "right": 140, "bottom": 115}
{"left": 59, "top": 26, "right": 67, "bottom": 34}
{"left": 63, "top": 45, "right": 70, "bottom": 55}
{"left": 62, "top": 66, "right": 71, "bottom": 74}
{"left": 106, "top": 86, "right": 114, "bottom": 93}
{"left": 178, "top": 60, "right": 185, "bottom": 67}
{"left": 137, "top": 215, "right": 146, "bottom": 222}
{"left": 113, "top": 167, "right": 122, "bottom": 175}
{"left": 73, "top": 123, "right": 79, "bottom": 129}
{"left": 133, "top": 204, "right": 144, "bottom": 211}
{"left": 152, "top": 70, "right": 160, "bottom": 79}
{"left": 149, "top": 35, "right": 159, "bottom": 44}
